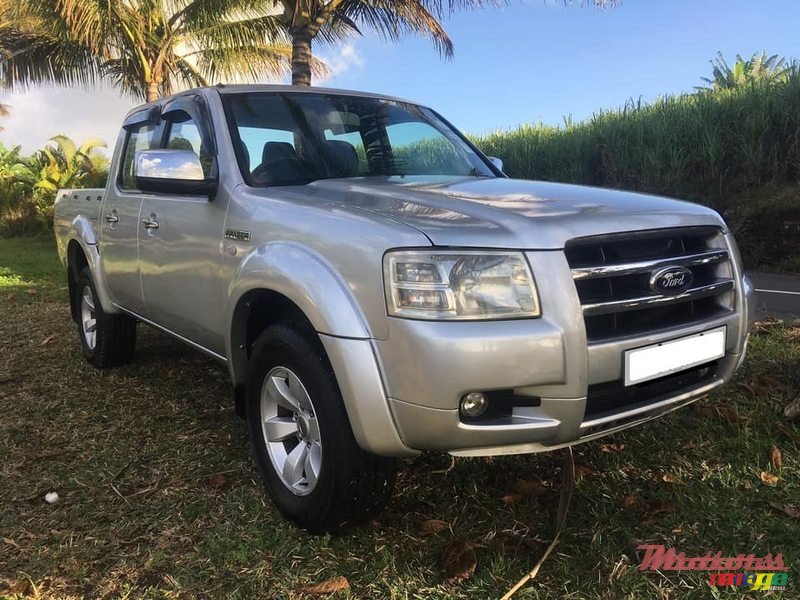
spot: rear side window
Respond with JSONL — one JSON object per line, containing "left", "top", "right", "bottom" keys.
{"left": 120, "top": 123, "right": 158, "bottom": 190}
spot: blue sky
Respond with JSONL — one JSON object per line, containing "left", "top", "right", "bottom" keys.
{"left": 1, "top": 0, "right": 798, "bottom": 152}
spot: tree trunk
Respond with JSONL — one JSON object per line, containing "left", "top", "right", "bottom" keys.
{"left": 145, "top": 80, "right": 159, "bottom": 103}
{"left": 291, "top": 29, "right": 313, "bottom": 86}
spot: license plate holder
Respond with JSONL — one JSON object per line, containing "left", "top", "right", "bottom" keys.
{"left": 624, "top": 326, "right": 727, "bottom": 386}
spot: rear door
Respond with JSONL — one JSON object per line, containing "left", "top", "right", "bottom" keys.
{"left": 99, "top": 110, "right": 161, "bottom": 314}
{"left": 137, "top": 95, "right": 228, "bottom": 355}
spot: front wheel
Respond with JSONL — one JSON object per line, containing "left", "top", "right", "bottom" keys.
{"left": 76, "top": 266, "right": 137, "bottom": 368}
{"left": 246, "top": 323, "right": 396, "bottom": 533}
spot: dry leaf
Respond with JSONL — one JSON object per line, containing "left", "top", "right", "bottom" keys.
{"left": 653, "top": 472, "right": 678, "bottom": 484}
{"left": 297, "top": 576, "right": 350, "bottom": 595}
{"left": 769, "top": 502, "right": 800, "bottom": 519}
{"left": 574, "top": 462, "right": 599, "bottom": 477}
{"left": 418, "top": 519, "right": 450, "bottom": 534}
{"left": 770, "top": 446, "right": 783, "bottom": 469}
{"left": 441, "top": 540, "right": 477, "bottom": 581}
{"left": 206, "top": 473, "right": 226, "bottom": 489}
{"left": 785, "top": 398, "right": 800, "bottom": 421}
{"left": 39, "top": 335, "right": 56, "bottom": 346}
{"left": 497, "top": 532, "right": 546, "bottom": 558}
{"left": 599, "top": 443, "right": 625, "bottom": 453}
{"left": 760, "top": 471, "right": 780, "bottom": 486}
{"left": 501, "top": 493, "right": 524, "bottom": 506}
{"left": 510, "top": 479, "right": 548, "bottom": 496}
{"left": 621, "top": 495, "right": 647, "bottom": 511}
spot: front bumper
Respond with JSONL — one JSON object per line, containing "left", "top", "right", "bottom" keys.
{"left": 372, "top": 251, "right": 753, "bottom": 456}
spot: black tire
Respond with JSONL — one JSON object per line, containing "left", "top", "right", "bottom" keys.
{"left": 75, "top": 266, "right": 137, "bottom": 368}
{"left": 246, "top": 322, "right": 397, "bottom": 533}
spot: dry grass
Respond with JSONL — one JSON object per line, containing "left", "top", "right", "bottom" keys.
{"left": 1, "top": 237, "right": 799, "bottom": 599}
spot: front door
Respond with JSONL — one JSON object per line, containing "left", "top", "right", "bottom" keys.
{"left": 137, "top": 106, "right": 227, "bottom": 355}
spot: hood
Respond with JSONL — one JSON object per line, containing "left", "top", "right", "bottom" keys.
{"left": 282, "top": 176, "right": 726, "bottom": 249}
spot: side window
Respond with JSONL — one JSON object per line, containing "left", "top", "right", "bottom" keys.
{"left": 120, "top": 123, "right": 157, "bottom": 190}
{"left": 165, "top": 111, "right": 212, "bottom": 177}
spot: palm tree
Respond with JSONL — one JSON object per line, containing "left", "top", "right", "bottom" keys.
{"left": 34, "top": 135, "right": 108, "bottom": 194}
{"left": 699, "top": 51, "right": 792, "bottom": 92}
{"left": 280, "top": 0, "right": 617, "bottom": 86}
{"left": 2, "top": 0, "right": 299, "bottom": 102}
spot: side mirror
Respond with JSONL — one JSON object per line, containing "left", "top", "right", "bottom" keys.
{"left": 488, "top": 156, "right": 504, "bottom": 173}
{"left": 135, "top": 149, "right": 217, "bottom": 196}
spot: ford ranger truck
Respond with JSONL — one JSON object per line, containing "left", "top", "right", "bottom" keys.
{"left": 54, "top": 85, "right": 756, "bottom": 532}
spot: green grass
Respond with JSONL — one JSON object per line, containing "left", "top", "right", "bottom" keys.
{"left": 1, "top": 237, "right": 799, "bottom": 599}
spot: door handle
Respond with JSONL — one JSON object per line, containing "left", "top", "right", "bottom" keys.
{"left": 141, "top": 216, "right": 159, "bottom": 230}
{"left": 105, "top": 213, "right": 119, "bottom": 224}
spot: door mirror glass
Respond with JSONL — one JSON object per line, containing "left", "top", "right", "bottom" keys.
{"left": 134, "top": 149, "right": 217, "bottom": 196}
{"left": 488, "top": 156, "right": 504, "bottom": 173}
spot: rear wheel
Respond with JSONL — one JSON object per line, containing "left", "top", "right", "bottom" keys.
{"left": 76, "top": 266, "right": 137, "bottom": 368}
{"left": 246, "top": 322, "right": 396, "bottom": 533}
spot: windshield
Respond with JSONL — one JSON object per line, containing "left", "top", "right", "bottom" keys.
{"left": 221, "top": 92, "right": 496, "bottom": 187}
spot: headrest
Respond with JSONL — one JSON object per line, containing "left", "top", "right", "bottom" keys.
{"left": 323, "top": 140, "right": 359, "bottom": 178}
{"left": 262, "top": 141, "right": 296, "bottom": 164}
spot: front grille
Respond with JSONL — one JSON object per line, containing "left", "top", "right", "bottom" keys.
{"left": 565, "top": 227, "right": 735, "bottom": 342}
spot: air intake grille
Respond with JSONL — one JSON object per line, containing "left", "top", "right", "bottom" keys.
{"left": 565, "top": 227, "right": 735, "bottom": 342}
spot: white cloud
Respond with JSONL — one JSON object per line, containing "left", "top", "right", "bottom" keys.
{"left": 317, "top": 42, "right": 366, "bottom": 84}
{"left": 0, "top": 85, "right": 136, "bottom": 155}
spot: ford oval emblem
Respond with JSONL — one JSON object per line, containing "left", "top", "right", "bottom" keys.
{"left": 650, "top": 266, "right": 694, "bottom": 296}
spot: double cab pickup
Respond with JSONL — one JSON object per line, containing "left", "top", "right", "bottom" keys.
{"left": 54, "top": 85, "right": 755, "bottom": 531}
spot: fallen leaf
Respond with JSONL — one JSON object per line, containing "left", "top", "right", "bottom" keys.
{"left": 621, "top": 495, "right": 647, "bottom": 511}
{"left": 770, "top": 446, "right": 783, "bottom": 469}
{"left": 441, "top": 540, "right": 477, "bottom": 581}
{"left": 418, "top": 519, "right": 450, "bottom": 534}
{"left": 760, "top": 471, "right": 780, "bottom": 486}
{"left": 206, "top": 473, "right": 226, "bottom": 489}
{"left": 574, "top": 462, "right": 599, "bottom": 477}
{"left": 497, "top": 532, "right": 545, "bottom": 558}
{"left": 653, "top": 472, "right": 678, "bottom": 484}
{"left": 39, "top": 335, "right": 56, "bottom": 346}
{"left": 25, "top": 288, "right": 37, "bottom": 295}
{"left": 600, "top": 443, "right": 625, "bottom": 453}
{"left": 785, "top": 398, "right": 800, "bottom": 421}
{"left": 510, "top": 479, "right": 548, "bottom": 496}
{"left": 501, "top": 493, "right": 524, "bottom": 506}
{"left": 769, "top": 502, "right": 800, "bottom": 519}
{"left": 297, "top": 576, "right": 350, "bottom": 595}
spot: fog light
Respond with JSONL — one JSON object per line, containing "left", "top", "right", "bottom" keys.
{"left": 460, "top": 392, "right": 488, "bottom": 417}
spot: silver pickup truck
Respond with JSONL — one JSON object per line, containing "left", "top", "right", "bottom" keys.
{"left": 54, "top": 85, "right": 755, "bottom": 532}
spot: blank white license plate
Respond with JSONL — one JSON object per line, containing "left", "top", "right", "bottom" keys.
{"left": 624, "top": 327, "right": 726, "bottom": 386}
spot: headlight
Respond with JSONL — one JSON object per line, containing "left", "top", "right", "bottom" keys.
{"left": 383, "top": 250, "right": 540, "bottom": 320}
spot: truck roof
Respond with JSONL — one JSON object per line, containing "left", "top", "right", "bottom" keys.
{"left": 125, "top": 84, "right": 421, "bottom": 120}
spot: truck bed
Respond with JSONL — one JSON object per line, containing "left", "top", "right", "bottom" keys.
{"left": 53, "top": 188, "right": 105, "bottom": 264}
